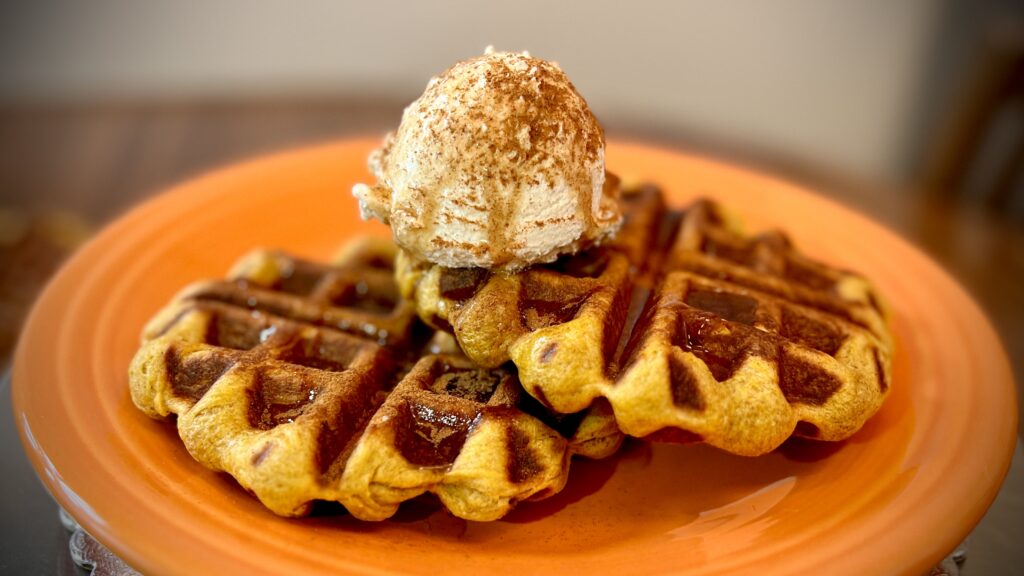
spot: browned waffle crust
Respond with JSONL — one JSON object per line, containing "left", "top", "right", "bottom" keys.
{"left": 398, "top": 186, "right": 894, "bottom": 456}
{"left": 130, "top": 238, "right": 622, "bottom": 520}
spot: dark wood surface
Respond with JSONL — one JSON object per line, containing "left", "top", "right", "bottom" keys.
{"left": 0, "top": 100, "right": 1020, "bottom": 574}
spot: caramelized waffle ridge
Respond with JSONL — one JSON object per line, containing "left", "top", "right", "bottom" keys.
{"left": 142, "top": 237, "right": 417, "bottom": 347}
{"left": 129, "top": 238, "right": 621, "bottom": 520}
{"left": 398, "top": 186, "right": 893, "bottom": 456}
{"left": 340, "top": 354, "right": 570, "bottom": 520}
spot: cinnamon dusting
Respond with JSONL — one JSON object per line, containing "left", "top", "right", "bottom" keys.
{"left": 352, "top": 47, "right": 622, "bottom": 271}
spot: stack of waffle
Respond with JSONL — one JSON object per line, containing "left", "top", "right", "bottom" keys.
{"left": 130, "top": 185, "right": 892, "bottom": 520}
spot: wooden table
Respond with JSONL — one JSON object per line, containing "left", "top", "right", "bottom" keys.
{"left": 1, "top": 100, "right": 1020, "bottom": 574}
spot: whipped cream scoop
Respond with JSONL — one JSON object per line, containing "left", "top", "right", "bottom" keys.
{"left": 353, "top": 47, "right": 621, "bottom": 271}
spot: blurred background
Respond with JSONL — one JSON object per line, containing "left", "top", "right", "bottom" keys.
{"left": 0, "top": 0, "right": 1021, "bottom": 573}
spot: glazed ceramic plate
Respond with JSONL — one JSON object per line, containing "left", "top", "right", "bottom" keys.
{"left": 13, "top": 139, "right": 1017, "bottom": 575}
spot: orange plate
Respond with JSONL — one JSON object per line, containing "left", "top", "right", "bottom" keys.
{"left": 13, "top": 139, "right": 1018, "bottom": 575}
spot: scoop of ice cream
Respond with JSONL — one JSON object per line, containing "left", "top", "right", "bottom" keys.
{"left": 352, "top": 48, "right": 621, "bottom": 271}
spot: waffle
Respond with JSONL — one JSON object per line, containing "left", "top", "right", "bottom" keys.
{"left": 398, "top": 186, "right": 893, "bottom": 456}
{"left": 130, "top": 239, "right": 622, "bottom": 520}
{"left": 141, "top": 238, "right": 418, "bottom": 348}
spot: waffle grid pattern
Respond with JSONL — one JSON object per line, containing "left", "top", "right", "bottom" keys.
{"left": 400, "top": 187, "right": 893, "bottom": 456}
{"left": 129, "top": 239, "right": 616, "bottom": 520}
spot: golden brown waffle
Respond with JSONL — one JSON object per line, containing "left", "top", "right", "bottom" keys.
{"left": 130, "top": 239, "right": 621, "bottom": 520}
{"left": 398, "top": 186, "right": 893, "bottom": 456}
{"left": 143, "top": 238, "right": 418, "bottom": 348}
{"left": 667, "top": 199, "right": 891, "bottom": 346}
{"left": 340, "top": 354, "right": 569, "bottom": 520}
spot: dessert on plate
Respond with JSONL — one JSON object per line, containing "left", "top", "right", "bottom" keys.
{"left": 129, "top": 47, "right": 893, "bottom": 520}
